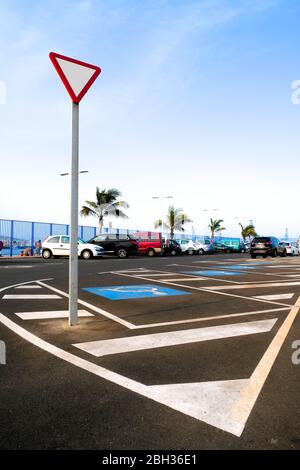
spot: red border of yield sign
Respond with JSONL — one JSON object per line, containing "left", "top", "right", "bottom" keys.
{"left": 49, "top": 52, "right": 101, "bottom": 103}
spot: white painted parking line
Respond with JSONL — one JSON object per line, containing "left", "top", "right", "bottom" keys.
{"left": 0, "top": 265, "right": 33, "bottom": 269}
{"left": 2, "top": 294, "right": 61, "bottom": 300}
{"left": 254, "top": 293, "right": 294, "bottom": 301}
{"left": 136, "top": 307, "right": 289, "bottom": 329}
{"left": 134, "top": 273, "right": 181, "bottom": 277}
{"left": 115, "top": 272, "right": 291, "bottom": 308}
{"left": 159, "top": 277, "right": 206, "bottom": 282}
{"left": 73, "top": 318, "right": 277, "bottom": 357}
{"left": 15, "top": 310, "right": 93, "bottom": 320}
{"left": 206, "top": 281, "right": 300, "bottom": 290}
{"left": 15, "top": 285, "right": 42, "bottom": 289}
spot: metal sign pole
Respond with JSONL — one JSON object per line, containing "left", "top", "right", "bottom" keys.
{"left": 69, "top": 101, "right": 79, "bottom": 326}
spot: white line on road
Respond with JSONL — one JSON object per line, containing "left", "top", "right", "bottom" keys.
{"left": 15, "top": 285, "right": 42, "bottom": 289}
{"left": 254, "top": 293, "right": 294, "bottom": 301}
{"left": 114, "top": 273, "right": 291, "bottom": 308}
{"left": 206, "top": 281, "right": 300, "bottom": 290}
{"left": 15, "top": 310, "right": 94, "bottom": 320}
{"left": 73, "top": 318, "right": 277, "bottom": 357}
{"left": 2, "top": 294, "right": 61, "bottom": 300}
{"left": 135, "top": 307, "right": 289, "bottom": 329}
{"left": 0, "top": 265, "right": 33, "bottom": 269}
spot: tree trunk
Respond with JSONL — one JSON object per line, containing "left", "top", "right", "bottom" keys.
{"left": 99, "top": 217, "right": 104, "bottom": 234}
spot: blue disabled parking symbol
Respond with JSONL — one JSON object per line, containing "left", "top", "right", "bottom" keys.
{"left": 83, "top": 284, "right": 190, "bottom": 300}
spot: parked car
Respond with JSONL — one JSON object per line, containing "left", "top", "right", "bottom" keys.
{"left": 42, "top": 235, "right": 104, "bottom": 259}
{"left": 177, "top": 239, "right": 200, "bottom": 255}
{"left": 163, "top": 239, "right": 182, "bottom": 256}
{"left": 281, "top": 241, "right": 299, "bottom": 256}
{"left": 212, "top": 242, "right": 235, "bottom": 254}
{"left": 250, "top": 236, "right": 286, "bottom": 258}
{"left": 134, "top": 232, "right": 163, "bottom": 257}
{"left": 194, "top": 240, "right": 211, "bottom": 254}
{"left": 88, "top": 233, "right": 138, "bottom": 258}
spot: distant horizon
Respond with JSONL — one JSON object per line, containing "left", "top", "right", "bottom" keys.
{"left": 1, "top": 0, "right": 300, "bottom": 239}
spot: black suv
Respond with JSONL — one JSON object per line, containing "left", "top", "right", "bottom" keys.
{"left": 88, "top": 233, "right": 138, "bottom": 258}
{"left": 250, "top": 236, "right": 286, "bottom": 258}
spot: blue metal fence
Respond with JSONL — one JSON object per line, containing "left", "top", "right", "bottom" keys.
{"left": 0, "top": 218, "right": 247, "bottom": 257}
{"left": 0, "top": 219, "right": 98, "bottom": 256}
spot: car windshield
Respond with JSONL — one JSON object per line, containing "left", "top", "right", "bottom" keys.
{"left": 78, "top": 238, "right": 86, "bottom": 244}
{"left": 254, "top": 237, "right": 271, "bottom": 243}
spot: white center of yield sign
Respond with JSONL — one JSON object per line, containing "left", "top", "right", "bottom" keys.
{"left": 49, "top": 52, "right": 101, "bottom": 103}
{"left": 56, "top": 57, "right": 95, "bottom": 97}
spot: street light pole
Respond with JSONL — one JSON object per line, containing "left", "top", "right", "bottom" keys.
{"left": 152, "top": 196, "right": 173, "bottom": 239}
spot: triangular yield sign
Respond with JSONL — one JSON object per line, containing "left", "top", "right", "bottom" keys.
{"left": 49, "top": 52, "right": 101, "bottom": 103}
{"left": 147, "top": 379, "right": 250, "bottom": 437}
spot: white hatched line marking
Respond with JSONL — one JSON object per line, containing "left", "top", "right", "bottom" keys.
{"left": 15, "top": 310, "right": 93, "bottom": 320}
{"left": 230, "top": 295, "right": 300, "bottom": 431}
{"left": 73, "top": 318, "right": 277, "bottom": 357}
{"left": 3, "top": 294, "right": 61, "bottom": 300}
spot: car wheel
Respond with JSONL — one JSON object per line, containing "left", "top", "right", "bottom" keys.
{"left": 147, "top": 248, "right": 155, "bottom": 257}
{"left": 271, "top": 249, "right": 278, "bottom": 258}
{"left": 280, "top": 250, "right": 286, "bottom": 258}
{"left": 251, "top": 254, "right": 256, "bottom": 259}
{"left": 188, "top": 248, "right": 194, "bottom": 255}
{"left": 81, "top": 249, "right": 92, "bottom": 260}
{"left": 117, "top": 248, "right": 128, "bottom": 258}
{"left": 170, "top": 249, "right": 177, "bottom": 256}
{"left": 262, "top": 254, "right": 267, "bottom": 258}
{"left": 42, "top": 249, "right": 52, "bottom": 259}
{"left": 199, "top": 249, "right": 204, "bottom": 255}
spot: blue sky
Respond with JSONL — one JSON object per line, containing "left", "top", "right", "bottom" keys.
{"left": 1, "top": 0, "right": 300, "bottom": 237}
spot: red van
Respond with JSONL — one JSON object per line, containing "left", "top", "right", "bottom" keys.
{"left": 133, "top": 231, "right": 162, "bottom": 257}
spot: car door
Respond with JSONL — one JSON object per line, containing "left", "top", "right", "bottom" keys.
{"left": 92, "top": 234, "right": 108, "bottom": 251}
{"left": 106, "top": 234, "right": 118, "bottom": 253}
{"left": 59, "top": 236, "right": 71, "bottom": 256}
{"left": 45, "top": 235, "right": 61, "bottom": 255}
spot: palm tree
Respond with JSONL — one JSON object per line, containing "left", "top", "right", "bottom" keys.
{"left": 209, "top": 218, "right": 226, "bottom": 240}
{"left": 154, "top": 205, "right": 192, "bottom": 239}
{"left": 80, "top": 187, "right": 129, "bottom": 233}
{"left": 239, "top": 223, "right": 257, "bottom": 242}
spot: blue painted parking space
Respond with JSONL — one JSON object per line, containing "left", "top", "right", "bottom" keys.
{"left": 83, "top": 284, "right": 191, "bottom": 300}
{"left": 186, "top": 270, "right": 242, "bottom": 277}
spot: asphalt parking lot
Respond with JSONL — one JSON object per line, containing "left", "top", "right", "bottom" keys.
{"left": 1, "top": 253, "right": 300, "bottom": 450}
